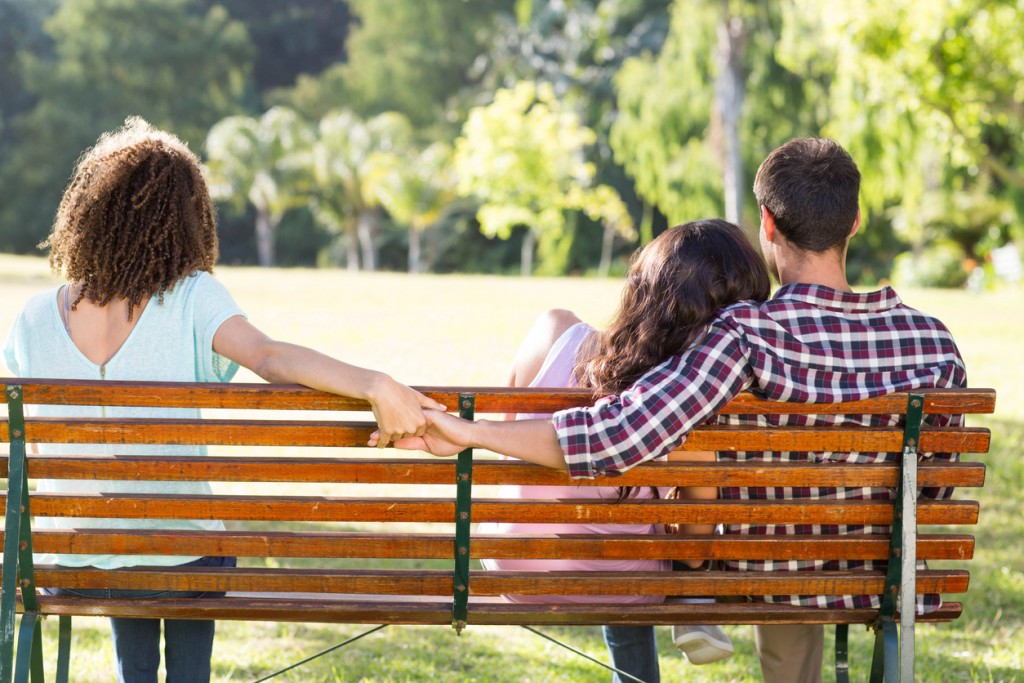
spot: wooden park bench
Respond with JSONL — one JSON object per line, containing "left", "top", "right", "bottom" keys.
{"left": 0, "top": 379, "right": 995, "bottom": 682}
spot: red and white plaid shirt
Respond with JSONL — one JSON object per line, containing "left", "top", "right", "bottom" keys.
{"left": 552, "top": 284, "right": 967, "bottom": 610}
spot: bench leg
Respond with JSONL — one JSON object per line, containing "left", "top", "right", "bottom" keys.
{"left": 883, "top": 622, "right": 898, "bottom": 682}
{"left": 55, "top": 617, "right": 71, "bottom": 683}
{"left": 12, "top": 614, "right": 43, "bottom": 683}
{"left": 29, "top": 620, "right": 42, "bottom": 683}
{"left": 834, "top": 624, "right": 849, "bottom": 683}
{"left": 869, "top": 621, "right": 899, "bottom": 683}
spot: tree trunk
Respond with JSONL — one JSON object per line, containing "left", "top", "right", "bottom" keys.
{"left": 346, "top": 226, "right": 360, "bottom": 272}
{"left": 408, "top": 227, "right": 422, "bottom": 275}
{"left": 599, "top": 221, "right": 616, "bottom": 277}
{"left": 255, "top": 206, "right": 276, "bottom": 267}
{"left": 715, "top": 7, "right": 746, "bottom": 230}
{"left": 425, "top": 223, "right": 440, "bottom": 273}
{"left": 639, "top": 202, "right": 654, "bottom": 245}
{"left": 520, "top": 228, "right": 535, "bottom": 277}
{"left": 357, "top": 209, "right": 379, "bottom": 272}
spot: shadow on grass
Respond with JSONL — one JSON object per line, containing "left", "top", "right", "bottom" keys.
{"left": 214, "top": 620, "right": 767, "bottom": 682}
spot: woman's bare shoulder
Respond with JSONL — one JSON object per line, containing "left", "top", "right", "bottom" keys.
{"left": 508, "top": 309, "right": 584, "bottom": 387}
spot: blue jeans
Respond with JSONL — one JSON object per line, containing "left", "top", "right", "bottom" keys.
{"left": 45, "top": 555, "right": 236, "bottom": 683}
{"left": 602, "top": 625, "right": 660, "bottom": 683}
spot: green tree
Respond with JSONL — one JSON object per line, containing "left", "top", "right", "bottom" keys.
{"left": 205, "top": 107, "right": 314, "bottom": 267}
{"left": 476, "top": 0, "right": 671, "bottom": 105}
{"left": 0, "top": 0, "right": 252, "bottom": 252}
{"left": 0, "top": 0, "right": 59, "bottom": 251}
{"left": 309, "top": 110, "right": 414, "bottom": 271}
{"left": 372, "top": 142, "right": 458, "bottom": 274}
{"left": 211, "top": 0, "right": 352, "bottom": 94}
{"left": 783, "top": 0, "right": 1024, "bottom": 262}
{"left": 454, "top": 81, "right": 634, "bottom": 276}
{"left": 22, "top": 0, "right": 252, "bottom": 149}
{"left": 0, "top": 0, "right": 58, "bottom": 137}
{"left": 476, "top": 0, "right": 670, "bottom": 256}
{"left": 276, "top": 0, "right": 515, "bottom": 130}
{"left": 611, "top": 0, "right": 812, "bottom": 238}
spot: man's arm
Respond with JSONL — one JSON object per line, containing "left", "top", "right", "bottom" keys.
{"left": 552, "top": 322, "right": 751, "bottom": 478}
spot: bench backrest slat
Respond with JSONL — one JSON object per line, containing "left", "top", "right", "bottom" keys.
{"left": 1, "top": 381, "right": 996, "bottom": 415}
{"left": 0, "top": 457, "right": 986, "bottom": 488}
{"left": 6, "top": 530, "right": 976, "bottom": 562}
{"left": 11, "top": 493, "right": 979, "bottom": 526}
{"left": 25, "top": 566, "right": 970, "bottom": 598}
{"left": 2, "top": 419, "right": 991, "bottom": 454}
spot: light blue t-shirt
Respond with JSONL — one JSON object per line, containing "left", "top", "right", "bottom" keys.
{"left": 3, "top": 271, "right": 245, "bottom": 569}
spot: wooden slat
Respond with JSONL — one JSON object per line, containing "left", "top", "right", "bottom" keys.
{"left": 468, "top": 570, "right": 970, "bottom": 598}
{"left": 714, "top": 390, "right": 995, "bottom": 417}
{"left": 9, "top": 380, "right": 372, "bottom": 411}
{"left": 34, "top": 567, "right": 455, "bottom": 596}
{"left": 9, "top": 494, "right": 979, "bottom": 526}
{"left": 11, "top": 418, "right": 991, "bottom": 454}
{"left": 7, "top": 530, "right": 976, "bottom": 562}
{"left": 684, "top": 425, "right": 990, "bottom": 454}
{"left": 2, "top": 379, "right": 996, "bottom": 416}
{"left": 18, "top": 530, "right": 457, "bottom": 560}
{"left": 470, "top": 460, "right": 988, "bottom": 489}
{"left": 1, "top": 456, "right": 987, "bottom": 488}
{"left": 25, "top": 566, "right": 968, "bottom": 598}
{"left": 23, "top": 595, "right": 964, "bottom": 626}
{"left": 471, "top": 534, "right": 978, "bottom": 562}
{"left": 19, "top": 418, "right": 374, "bottom": 448}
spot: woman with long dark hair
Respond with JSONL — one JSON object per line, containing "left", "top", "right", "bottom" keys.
{"left": 481, "top": 219, "right": 771, "bottom": 682}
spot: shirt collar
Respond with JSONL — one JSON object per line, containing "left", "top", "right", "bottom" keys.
{"left": 771, "top": 283, "right": 904, "bottom": 313}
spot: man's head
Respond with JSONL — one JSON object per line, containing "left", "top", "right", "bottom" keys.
{"left": 753, "top": 138, "right": 861, "bottom": 254}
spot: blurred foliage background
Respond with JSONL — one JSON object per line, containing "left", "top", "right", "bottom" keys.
{"left": 0, "top": 0, "right": 1021, "bottom": 285}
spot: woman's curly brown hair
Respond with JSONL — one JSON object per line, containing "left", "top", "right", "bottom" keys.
{"left": 44, "top": 116, "right": 219, "bottom": 318}
{"left": 573, "top": 219, "right": 772, "bottom": 499}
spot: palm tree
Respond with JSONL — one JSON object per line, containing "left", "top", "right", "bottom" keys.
{"left": 373, "top": 142, "right": 457, "bottom": 274}
{"left": 454, "top": 82, "right": 634, "bottom": 276}
{"left": 204, "top": 107, "right": 313, "bottom": 267}
{"left": 310, "top": 110, "right": 413, "bottom": 271}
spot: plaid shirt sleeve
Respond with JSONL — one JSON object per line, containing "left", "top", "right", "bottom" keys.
{"left": 551, "top": 321, "right": 752, "bottom": 478}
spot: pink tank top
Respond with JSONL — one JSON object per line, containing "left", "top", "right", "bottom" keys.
{"left": 479, "top": 322, "right": 670, "bottom": 604}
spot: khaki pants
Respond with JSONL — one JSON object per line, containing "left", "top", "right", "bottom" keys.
{"left": 755, "top": 623, "right": 824, "bottom": 683}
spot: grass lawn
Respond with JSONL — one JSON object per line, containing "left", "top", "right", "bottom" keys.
{"left": 2, "top": 253, "right": 1022, "bottom": 682}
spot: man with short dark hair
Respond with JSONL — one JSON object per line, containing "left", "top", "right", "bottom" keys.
{"left": 390, "top": 138, "right": 966, "bottom": 682}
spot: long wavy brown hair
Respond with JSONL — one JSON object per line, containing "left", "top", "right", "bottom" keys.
{"left": 573, "top": 219, "right": 771, "bottom": 498}
{"left": 44, "top": 117, "right": 219, "bottom": 318}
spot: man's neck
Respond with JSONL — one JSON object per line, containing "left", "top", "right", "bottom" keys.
{"left": 775, "top": 250, "right": 853, "bottom": 292}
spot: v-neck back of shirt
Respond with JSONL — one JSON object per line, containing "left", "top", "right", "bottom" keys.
{"left": 57, "top": 285, "right": 152, "bottom": 369}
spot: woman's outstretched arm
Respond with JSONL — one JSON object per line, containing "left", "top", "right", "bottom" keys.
{"left": 212, "top": 315, "right": 444, "bottom": 446}
{"left": 381, "top": 309, "right": 584, "bottom": 469}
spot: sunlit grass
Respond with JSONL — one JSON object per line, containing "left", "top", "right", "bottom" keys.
{"left": 2, "top": 253, "right": 1021, "bottom": 681}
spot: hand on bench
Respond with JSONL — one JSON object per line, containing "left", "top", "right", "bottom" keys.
{"left": 371, "top": 408, "right": 468, "bottom": 456}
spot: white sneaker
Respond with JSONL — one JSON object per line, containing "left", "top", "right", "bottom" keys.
{"left": 672, "top": 624, "right": 734, "bottom": 665}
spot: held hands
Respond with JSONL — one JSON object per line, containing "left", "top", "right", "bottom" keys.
{"left": 366, "top": 375, "right": 447, "bottom": 448}
{"left": 368, "top": 409, "right": 474, "bottom": 457}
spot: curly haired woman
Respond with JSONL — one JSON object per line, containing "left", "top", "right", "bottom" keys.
{"left": 3, "top": 117, "right": 442, "bottom": 683}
